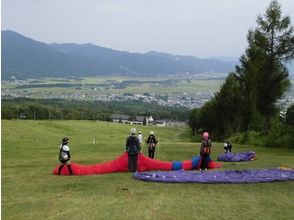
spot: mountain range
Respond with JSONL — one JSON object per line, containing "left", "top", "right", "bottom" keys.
{"left": 1, "top": 30, "right": 293, "bottom": 79}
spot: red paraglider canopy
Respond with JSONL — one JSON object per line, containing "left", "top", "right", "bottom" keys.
{"left": 53, "top": 152, "right": 221, "bottom": 175}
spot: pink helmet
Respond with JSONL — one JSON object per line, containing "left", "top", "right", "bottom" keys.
{"left": 203, "top": 132, "right": 209, "bottom": 139}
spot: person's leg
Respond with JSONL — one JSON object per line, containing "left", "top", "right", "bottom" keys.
{"left": 133, "top": 155, "right": 138, "bottom": 172}
{"left": 129, "top": 155, "right": 137, "bottom": 172}
{"left": 67, "top": 164, "right": 73, "bottom": 175}
{"left": 152, "top": 148, "right": 155, "bottom": 159}
{"left": 148, "top": 147, "right": 152, "bottom": 158}
{"left": 58, "top": 164, "right": 64, "bottom": 175}
{"left": 201, "top": 154, "right": 209, "bottom": 170}
{"left": 62, "top": 160, "right": 73, "bottom": 175}
{"left": 128, "top": 154, "right": 133, "bottom": 171}
{"left": 200, "top": 154, "right": 205, "bottom": 170}
{"left": 203, "top": 155, "right": 210, "bottom": 169}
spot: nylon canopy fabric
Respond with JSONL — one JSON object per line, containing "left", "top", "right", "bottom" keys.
{"left": 53, "top": 152, "right": 222, "bottom": 175}
{"left": 217, "top": 151, "right": 256, "bottom": 162}
{"left": 133, "top": 169, "right": 294, "bottom": 183}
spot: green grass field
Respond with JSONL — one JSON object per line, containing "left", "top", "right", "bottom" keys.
{"left": 2, "top": 120, "right": 294, "bottom": 220}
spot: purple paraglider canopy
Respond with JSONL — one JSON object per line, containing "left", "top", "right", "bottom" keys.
{"left": 217, "top": 151, "right": 256, "bottom": 162}
{"left": 134, "top": 168, "right": 294, "bottom": 184}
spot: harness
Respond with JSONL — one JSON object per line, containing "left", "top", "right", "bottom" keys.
{"left": 59, "top": 145, "right": 69, "bottom": 161}
{"left": 201, "top": 140, "right": 211, "bottom": 155}
{"left": 147, "top": 136, "right": 157, "bottom": 150}
{"left": 148, "top": 142, "right": 156, "bottom": 150}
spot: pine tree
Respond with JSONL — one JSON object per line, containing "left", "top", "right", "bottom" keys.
{"left": 192, "top": 0, "right": 294, "bottom": 138}
{"left": 214, "top": 73, "right": 243, "bottom": 136}
{"left": 237, "top": 0, "right": 293, "bottom": 132}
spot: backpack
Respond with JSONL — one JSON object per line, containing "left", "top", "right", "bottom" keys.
{"left": 128, "top": 137, "right": 139, "bottom": 155}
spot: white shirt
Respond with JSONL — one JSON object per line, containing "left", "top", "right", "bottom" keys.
{"left": 60, "top": 144, "right": 70, "bottom": 151}
{"left": 138, "top": 134, "right": 143, "bottom": 144}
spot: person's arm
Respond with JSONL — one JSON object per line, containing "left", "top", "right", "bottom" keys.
{"left": 125, "top": 138, "right": 129, "bottom": 152}
{"left": 137, "top": 139, "right": 141, "bottom": 153}
{"left": 67, "top": 151, "right": 71, "bottom": 160}
{"left": 209, "top": 140, "right": 212, "bottom": 154}
{"left": 200, "top": 141, "right": 204, "bottom": 152}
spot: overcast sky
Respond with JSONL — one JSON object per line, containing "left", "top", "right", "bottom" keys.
{"left": 2, "top": 0, "right": 294, "bottom": 58}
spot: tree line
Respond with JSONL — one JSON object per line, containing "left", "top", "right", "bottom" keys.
{"left": 1, "top": 98, "right": 189, "bottom": 121}
{"left": 189, "top": 0, "right": 294, "bottom": 147}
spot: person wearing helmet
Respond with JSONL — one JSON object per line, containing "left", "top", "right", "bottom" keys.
{"left": 138, "top": 131, "right": 143, "bottom": 148}
{"left": 146, "top": 131, "right": 158, "bottom": 159}
{"left": 58, "top": 137, "right": 73, "bottom": 175}
{"left": 199, "top": 132, "right": 212, "bottom": 170}
{"left": 125, "top": 128, "right": 141, "bottom": 172}
{"left": 224, "top": 141, "right": 232, "bottom": 153}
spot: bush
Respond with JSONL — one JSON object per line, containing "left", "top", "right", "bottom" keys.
{"left": 230, "top": 131, "right": 265, "bottom": 146}
{"left": 191, "top": 134, "right": 202, "bottom": 142}
{"left": 230, "top": 128, "right": 294, "bottom": 148}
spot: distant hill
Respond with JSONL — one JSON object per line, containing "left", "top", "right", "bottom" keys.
{"left": 1, "top": 30, "right": 123, "bottom": 79}
{"left": 1, "top": 30, "right": 239, "bottom": 79}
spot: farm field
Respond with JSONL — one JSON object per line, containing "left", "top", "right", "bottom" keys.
{"left": 2, "top": 120, "right": 294, "bottom": 220}
{"left": 3, "top": 75, "right": 294, "bottom": 109}
{"left": 2, "top": 75, "right": 224, "bottom": 97}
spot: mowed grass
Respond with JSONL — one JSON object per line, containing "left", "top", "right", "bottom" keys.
{"left": 2, "top": 120, "right": 294, "bottom": 220}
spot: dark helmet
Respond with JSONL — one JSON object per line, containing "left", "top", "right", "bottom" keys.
{"left": 62, "top": 137, "right": 69, "bottom": 144}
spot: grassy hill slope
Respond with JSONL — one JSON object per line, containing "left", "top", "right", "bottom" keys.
{"left": 2, "top": 120, "right": 294, "bottom": 219}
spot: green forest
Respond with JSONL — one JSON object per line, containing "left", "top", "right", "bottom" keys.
{"left": 189, "top": 1, "right": 294, "bottom": 148}
{"left": 1, "top": 98, "right": 189, "bottom": 121}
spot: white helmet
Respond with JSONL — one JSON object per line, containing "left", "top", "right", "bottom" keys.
{"left": 150, "top": 131, "right": 154, "bottom": 135}
{"left": 130, "top": 128, "right": 136, "bottom": 134}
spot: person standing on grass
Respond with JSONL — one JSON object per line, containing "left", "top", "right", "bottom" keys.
{"left": 146, "top": 131, "right": 158, "bottom": 159}
{"left": 199, "top": 132, "right": 212, "bottom": 171}
{"left": 138, "top": 131, "right": 143, "bottom": 148}
{"left": 125, "top": 128, "right": 141, "bottom": 172}
{"left": 224, "top": 141, "right": 233, "bottom": 153}
{"left": 58, "top": 137, "right": 73, "bottom": 175}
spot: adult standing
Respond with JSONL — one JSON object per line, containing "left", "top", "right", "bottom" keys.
{"left": 125, "top": 128, "right": 141, "bottom": 172}
{"left": 58, "top": 137, "right": 73, "bottom": 175}
{"left": 138, "top": 131, "right": 143, "bottom": 148}
{"left": 199, "top": 132, "right": 212, "bottom": 171}
{"left": 224, "top": 141, "right": 233, "bottom": 153}
{"left": 146, "top": 131, "right": 158, "bottom": 159}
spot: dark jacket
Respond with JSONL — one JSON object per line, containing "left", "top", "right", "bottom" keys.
{"left": 146, "top": 135, "right": 158, "bottom": 144}
{"left": 126, "top": 136, "right": 141, "bottom": 155}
